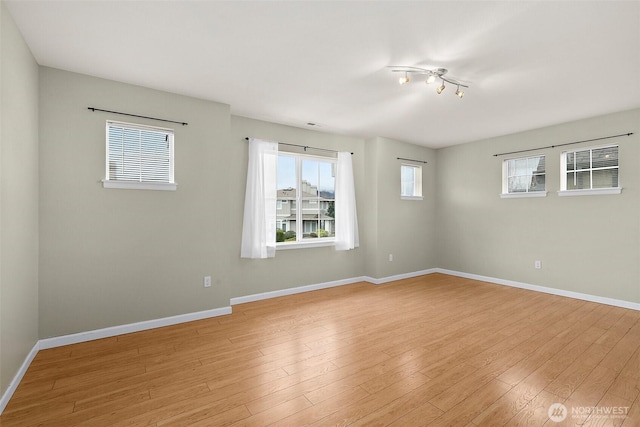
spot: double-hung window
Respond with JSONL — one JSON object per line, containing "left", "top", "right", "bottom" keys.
{"left": 560, "top": 145, "right": 620, "bottom": 196}
{"left": 103, "top": 121, "right": 176, "bottom": 191}
{"left": 501, "top": 155, "right": 546, "bottom": 198}
{"left": 401, "top": 164, "right": 423, "bottom": 200}
{"left": 276, "top": 152, "right": 335, "bottom": 246}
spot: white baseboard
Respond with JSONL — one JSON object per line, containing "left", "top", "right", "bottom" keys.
{"left": 435, "top": 268, "right": 640, "bottom": 311}
{"left": 229, "top": 268, "right": 439, "bottom": 304}
{"left": 0, "top": 341, "right": 39, "bottom": 414}
{"left": 39, "top": 306, "right": 232, "bottom": 350}
{"left": 230, "top": 276, "right": 369, "bottom": 305}
{"left": 364, "top": 268, "right": 438, "bottom": 285}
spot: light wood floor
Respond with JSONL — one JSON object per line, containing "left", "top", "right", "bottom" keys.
{"left": 2, "top": 273, "right": 640, "bottom": 426}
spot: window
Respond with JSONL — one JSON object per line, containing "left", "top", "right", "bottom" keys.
{"left": 501, "top": 155, "right": 546, "bottom": 198}
{"left": 276, "top": 153, "right": 335, "bottom": 245}
{"left": 103, "top": 121, "right": 176, "bottom": 191}
{"left": 401, "top": 164, "right": 423, "bottom": 200}
{"left": 560, "top": 145, "right": 620, "bottom": 196}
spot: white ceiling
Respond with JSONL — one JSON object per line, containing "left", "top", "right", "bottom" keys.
{"left": 6, "top": 0, "right": 640, "bottom": 148}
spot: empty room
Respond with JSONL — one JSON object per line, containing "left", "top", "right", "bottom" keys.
{"left": 1, "top": 0, "right": 639, "bottom": 425}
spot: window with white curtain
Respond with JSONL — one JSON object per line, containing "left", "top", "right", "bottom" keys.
{"left": 103, "top": 121, "right": 176, "bottom": 191}
{"left": 241, "top": 138, "right": 358, "bottom": 258}
{"left": 276, "top": 153, "right": 336, "bottom": 245}
{"left": 559, "top": 145, "right": 620, "bottom": 196}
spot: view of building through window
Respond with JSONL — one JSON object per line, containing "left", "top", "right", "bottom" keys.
{"left": 276, "top": 154, "right": 336, "bottom": 243}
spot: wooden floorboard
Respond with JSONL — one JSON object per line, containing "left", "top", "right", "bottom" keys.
{"left": 2, "top": 273, "right": 640, "bottom": 426}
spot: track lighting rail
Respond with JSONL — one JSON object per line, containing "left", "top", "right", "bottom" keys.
{"left": 388, "top": 65, "right": 470, "bottom": 98}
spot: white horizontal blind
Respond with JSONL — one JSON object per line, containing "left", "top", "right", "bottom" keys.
{"left": 106, "top": 121, "right": 174, "bottom": 184}
{"left": 565, "top": 145, "right": 618, "bottom": 190}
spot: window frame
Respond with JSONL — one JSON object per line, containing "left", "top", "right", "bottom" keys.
{"left": 500, "top": 154, "right": 547, "bottom": 199}
{"left": 400, "top": 163, "right": 423, "bottom": 200}
{"left": 276, "top": 152, "right": 337, "bottom": 250}
{"left": 102, "top": 120, "right": 177, "bottom": 191}
{"left": 558, "top": 144, "right": 621, "bottom": 197}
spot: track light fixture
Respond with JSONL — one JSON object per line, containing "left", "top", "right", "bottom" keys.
{"left": 389, "top": 65, "right": 470, "bottom": 98}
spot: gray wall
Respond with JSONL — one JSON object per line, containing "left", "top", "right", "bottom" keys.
{"left": 37, "top": 73, "right": 441, "bottom": 339}
{"left": 436, "top": 108, "right": 640, "bottom": 303}
{"left": 39, "top": 68, "right": 232, "bottom": 338}
{"left": 229, "top": 116, "right": 367, "bottom": 297}
{"left": 364, "top": 137, "right": 437, "bottom": 279}
{"left": 0, "top": 0, "right": 40, "bottom": 395}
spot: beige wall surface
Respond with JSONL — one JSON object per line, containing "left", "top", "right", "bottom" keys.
{"left": 365, "top": 137, "right": 437, "bottom": 279}
{"left": 37, "top": 68, "right": 438, "bottom": 339}
{"left": 229, "top": 116, "right": 366, "bottom": 297}
{"left": 0, "top": 0, "right": 40, "bottom": 395}
{"left": 38, "top": 68, "right": 233, "bottom": 338}
{"left": 436, "top": 109, "right": 640, "bottom": 303}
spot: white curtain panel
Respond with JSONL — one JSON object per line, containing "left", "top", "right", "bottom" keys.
{"left": 240, "top": 138, "right": 278, "bottom": 258}
{"left": 334, "top": 152, "right": 359, "bottom": 251}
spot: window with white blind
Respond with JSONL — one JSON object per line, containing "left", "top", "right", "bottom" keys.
{"left": 103, "top": 121, "right": 176, "bottom": 191}
{"left": 559, "top": 145, "right": 620, "bottom": 196}
{"left": 401, "top": 164, "right": 423, "bottom": 200}
{"left": 501, "top": 155, "right": 546, "bottom": 198}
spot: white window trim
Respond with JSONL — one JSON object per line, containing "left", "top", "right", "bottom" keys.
{"left": 102, "top": 180, "right": 177, "bottom": 191}
{"left": 401, "top": 195, "right": 424, "bottom": 201}
{"left": 558, "top": 188, "right": 622, "bottom": 197}
{"left": 560, "top": 144, "right": 619, "bottom": 194}
{"left": 501, "top": 155, "right": 546, "bottom": 197}
{"left": 276, "top": 240, "right": 335, "bottom": 250}
{"left": 103, "top": 120, "right": 176, "bottom": 191}
{"left": 500, "top": 191, "right": 548, "bottom": 199}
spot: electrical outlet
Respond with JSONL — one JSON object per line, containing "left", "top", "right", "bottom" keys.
{"left": 534, "top": 260, "right": 542, "bottom": 270}
{"left": 388, "top": 254, "right": 393, "bottom": 262}
{"left": 204, "top": 276, "right": 212, "bottom": 288}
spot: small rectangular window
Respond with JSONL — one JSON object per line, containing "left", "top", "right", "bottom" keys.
{"left": 103, "top": 121, "right": 176, "bottom": 191}
{"left": 559, "top": 145, "right": 620, "bottom": 196}
{"left": 502, "top": 155, "right": 546, "bottom": 197}
{"left": 401, "top": 164, "right": 423, "bottom": 200}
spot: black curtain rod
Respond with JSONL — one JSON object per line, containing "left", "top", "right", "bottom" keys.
{"left": 88, "top": 107, "right": 188, "bottom": 126}
{"left": 397, "top": 157, "right": 428, "bottom": 164}
{"left": 244, "top": 137, "right": 353, "bottom": 155}
{"left": 492, "top": 132, "right": 633, "bottom": 157}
